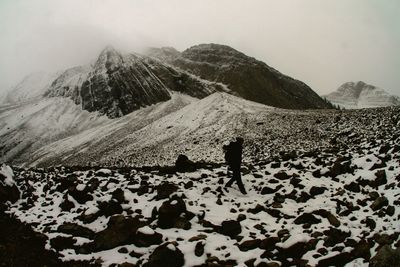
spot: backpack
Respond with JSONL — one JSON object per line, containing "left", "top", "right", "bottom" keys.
{"left": 223, "top": 143, "right": 234, "bottom": 164}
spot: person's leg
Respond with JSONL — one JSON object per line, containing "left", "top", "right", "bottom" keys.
{"left": 225, "top": 176, "right": 235, "bottom": 188}
{"left": 233, "top": 166, "right": 247, "bottom": 194}
{"left": 225, "top": 165, "right": 235, "bottom": 188}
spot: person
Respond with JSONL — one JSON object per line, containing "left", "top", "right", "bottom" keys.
{"left": 223, "top": 137, "right": 247, "bottom": 194}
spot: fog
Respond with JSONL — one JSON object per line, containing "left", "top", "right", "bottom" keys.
{"left": 1, "top": 0, "right": 399, "bottom": 96}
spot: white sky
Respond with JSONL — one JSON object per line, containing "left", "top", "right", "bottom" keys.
{"left": 0, "top": 0, "right": 399, "bottom": 95}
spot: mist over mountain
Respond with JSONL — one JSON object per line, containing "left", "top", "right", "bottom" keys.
{"left": 324, "top": 81, "right": 400, "bottom": 109}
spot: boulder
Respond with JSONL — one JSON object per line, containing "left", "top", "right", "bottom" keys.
{"left": 370, "top": 197, "right": 389, "bottom": 211}
{"left": 92, "top": 215, "right": 144, "bottom": 251}
{"left": 219, "top": 220, "right": 242, "bottom": 238}
{"left": 57, "top": 223, "right": 95, "bottom": 239}
{"left": 155, "top": 183, "right": 179, "bottom": 200}
{"left": 158, "top": 198, "right": 187, "bottom": 229}
{"left": 294, "top": 213, "right": 321, "bottom": 225}
{"left": 175, "top": 154, "right": 196, "bottom": 172}
{"left": 134, "top": 227, "right": 163, "bottom": 247}
{"left": 143, "top": 243, "right": 184, "bottom": 267}
{"left": 370, "top": 245, "right": 400, "bottom": 267}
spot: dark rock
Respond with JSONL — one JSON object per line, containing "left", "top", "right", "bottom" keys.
{"left": 155, "top": 182, "right": 179, "bottom": 200}
{"left": 143, "top": 243, "right": 184, "bottom": 267}
{"left": 370, "top": 161, "right": 386, "bottom": 171}
{"left": 277, "top": 240, "right": 316, "bottom": 260}
{"left": 273, "top": 193, "right": 285, "bottom": 203}
{"left": 239, "top": 239, "right": 261, "bottom": 251}
{"left": 265, "top": 208, "right": 282, "bottom": 219}
{"left": 309, "top": 186, "right": 326, "bottom": 197}
{"left": 57, "top": 223, "right": 95, "bottom": 239}
{"left": 313, "top": 209, "right": 340, "bottom": 227}
{"left": 323, "top": 228, "right": 350, "bottom": 247}
{"left": 134, "top": 228, "right": 163, "bottom": 247}
{"left": 195, "top": 241, "right": 204, "bottom": 257}
{"left": 259, "top": 237, "right": 280, "bottom": 251}
{"left": 68, "top": 187, "right": 93, "bottom": 204}
{"left": 351, "top": 239, "right": 370, "bottom": 260}
{"left": 386, "top": 205, "right": 395, "bottom": 216}
{"left": 175, "top": 154, "right": 196, "bottom": 172}
{"left": 248, "top": 204, "right": 265, "bottom": 214}
{"left": 111, "top": 188, "right": 125, "bottom": 203}
{"left": 373, "top": 233, "right": 393, "bottom": 246}
{"left": 219, "top": 220, "right": 241, "bottom": 238}
{"left": 370, "top": 196, "right": 389, "bottom": 211}
{"left": 270, "top": 162, "right": 281, "bottom": 169}
{"left": 119, "top": 262, "right": 135, "bottom": 267}
{"left": 316, "top": 252, "right": 352, "bottom": 267}
{"left": 260, "top": 186, "right": 276, "bottom": 195}
{"left": 92, "top": 215, "right": 144, "bottom": 251}
{"left": 370, "top": 170, "right": 387, "bottom": 188}
{"left": 328, "top": 160, "right": 353, "bottom": 178}
{"left": 273, "top": 171, "right": 290, "bottom": 180}
{"left": 55, "top": 174, "right": 77, "bottom": 192}
{"left": 59, "top": 194, "right": 75, "bottom": 212}
{"left": 297, "top": 192, "right": 311, "bottom": 203}
{"left": 0, "top": 179, "right": 20, "bottom": 204}
{"left": 158, "top": 198, "right": 187, "bottom": 229}
{"left": 369, "top": 245, "right": 400, "bottom": 267}
{"left": 344, "top": 182, "right": 360, "bottom": 193}
{"left": 50, "top": 236, "right": 75, "bottom": 251}
{"left": 118, "top": 247, "right": 129, "bottom": 254}
{"left": 98, "top": 200, "right": 123, "bottom": 216}
{"left": 188, "top": 234, "right": 207, "bottom": 242}
{"left": 184, "top": 181, "right": 194, "bottom": 189}
{"left": 294, "top": 213, "right": 321, "bottom": 225}
{"left": 364, "top": 217, "right": 376, "bottom": 230}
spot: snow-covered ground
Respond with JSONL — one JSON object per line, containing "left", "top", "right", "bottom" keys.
{"left": 3, "top": 123, "right": 399, "bottom": 266}
{"left": 2, "top": 99, "right": 400, "bottom": 266}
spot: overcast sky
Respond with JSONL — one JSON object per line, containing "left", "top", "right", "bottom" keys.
{"left": 1, "top": 0, "right": 399, "bottom": 96}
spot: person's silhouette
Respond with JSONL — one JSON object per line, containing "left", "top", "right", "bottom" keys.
{"left": 224, "top": 137, "right": 247, "bottom": 194}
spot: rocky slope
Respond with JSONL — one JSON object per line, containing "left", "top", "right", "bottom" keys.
{"left": 324, "top": 81, "right": 400, "bottom": 109}
{"left": 1, "top": 104, "right": 399, "bottom": 266}
{"left": 147, "top": 44, "right": 334, "bottom": 110}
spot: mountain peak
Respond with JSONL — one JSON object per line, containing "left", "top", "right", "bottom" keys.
{"left": 325, "top": 81, "right": 400, "bottom": 109}
{"left": 95, "top": 46, "right": 123, "bottom": 69}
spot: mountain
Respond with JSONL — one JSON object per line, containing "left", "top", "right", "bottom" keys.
{"left": 45, "top": 46, "right": 222, "bottom": 118}
{"left": 147, "top": 44, "right": 334, "bottom": 109}
{"left": 1, "top": 44, "right": 336, "bottom": 165}
{"left": 324, "top": 81, "right": 400, "bottom": 109}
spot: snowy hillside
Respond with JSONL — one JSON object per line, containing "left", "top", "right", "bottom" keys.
{"left": 0, "top": 97, "right": 109, "bottom": 164}
{"left": 2, "top": 110, "right": 399, "bottom": 266}
{"left": 324, "top": 81, "right": 400, "bottom": 109}
{"left": 1, "top": 71, "right": 59, "bottom": 104}
{"left": 18, "top": 92, "right": 400, "bottom": 170}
